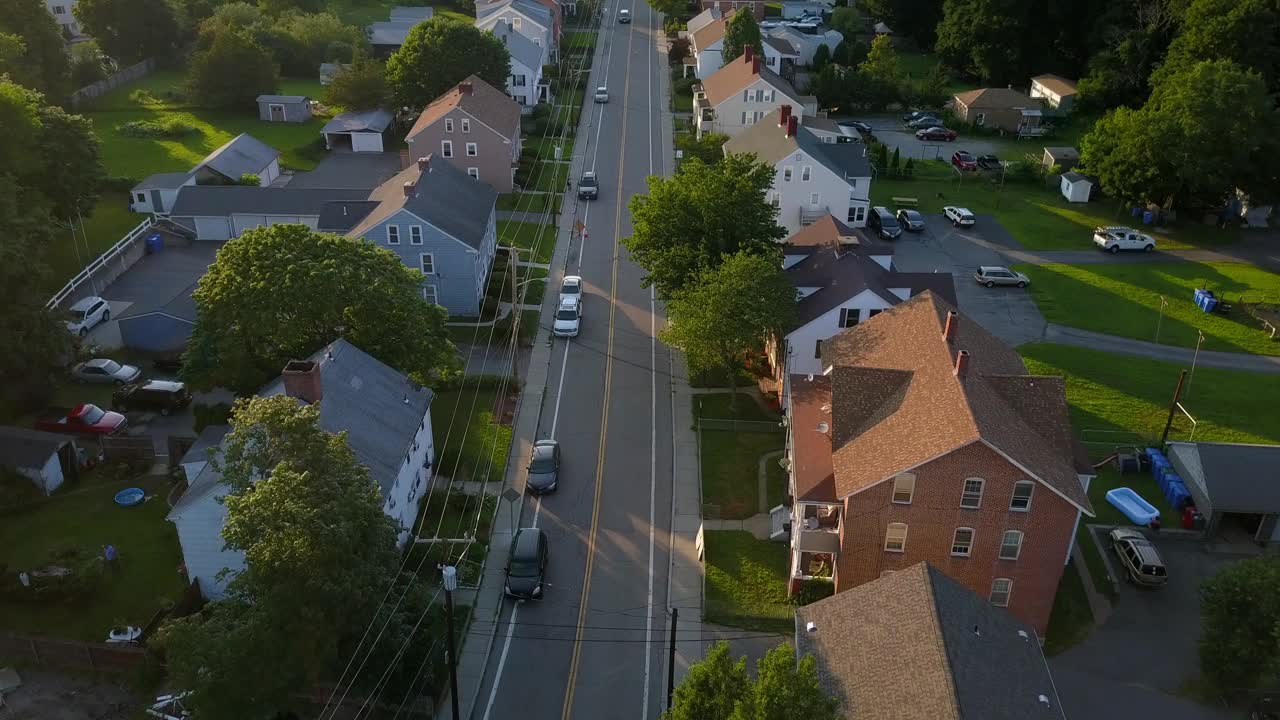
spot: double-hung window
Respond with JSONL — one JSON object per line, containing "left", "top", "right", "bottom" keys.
{"left": 891, "top": 473, "right": 915, "bottom": 504}
{"left": 468, "top": 167, "right": 480, "bottom": 180}
{"left": 445, "top": 118, "right": 454, "bottom": 132}
{"left": 884, "top": 523, "right": 907, "bottom": 552}
{"left": 419, "top": 253, "right": 435, "bottom": 275}
{"left": 1010, "top": 481, "right": 1034, "bottom": 511}
{"left": 999, "top": 530, "right": 1023, "bottom": 560}
{"left": 466, "top": 142, "right": 478, "bottom": 157}
{"left": 960, "top": 478, "right": 984, "bottom": 509}
{"left": 838, "top": 308, "right": 859, "bottom": 328}
{"left": 461, "top": 119, "right": 471, "bottom": 133}
{"left": 442, "top": 140, "right": 453, "bottom": 158}
{"left": 422, "top": 284, "right": 438, "bottom": 305}
{"left": 801, "top": 166, "right": 812, "bottom": 181}
{"left": 951, "top": 528, "right": 974, "bottom": 556}
{"left": 387, "top": 225, "right": 400, "bottom": 245}
{"left": 409, "top": 226, "right": 423, "bottom": 245}
{"left": 990, "top": 578, "right": 1012, "bottom": 606}
{"left": 783, "top": 167, "right": 793, "bottom": 182}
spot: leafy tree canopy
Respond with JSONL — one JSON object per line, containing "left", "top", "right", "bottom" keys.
{"left": 664, "top": 642, "right": 749, "bottom": 720}
{"left": 0, "top": 0, "right": 70, "bottom": 97}
{"left": 325, "top": 53, "right": 390, "bottom": 110}
{"left": 74, "top": 0, "right": 180, "bottom": 64}
{"left": 664, "top": 642, "right": 839, "bottom": 720}
{"left": 186, "top": 27, "right": 280, "bottom": 109}
{"left": 1150, "top": 0, "right": 1280, "bottom": 94}
{"left": 623, "top": 154, "right": 786, "bottom": 299}
{"left": 675, "top": 131, "right": 731, "bottom": 165}
{"left": 183, "top": 224, "right": 458, "bottom": 393}
{"left": 721, "top": 10, "right": 764, "bottom": 67}
{"left": 860, "top": 0, "right": 944, "bottom": 47}
{"left": 387, "top": 18, "right": 510, "bottom": 110}
{"left": 1199, "top": 555, "right": 1280, "bottom": 691}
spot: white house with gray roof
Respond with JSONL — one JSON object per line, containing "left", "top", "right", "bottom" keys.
{"left": 167, "top": 340, "right": 435, "bottom": 600}
{"left": 130, "top": 134, "right": 281, "bottom": 214}
{"left": 490, "top": 19, "right": 548, "bottom": 108}
{"left": 166, "top": 186, "right": 370, "bottom": 240}
{"left": 476, "top": 0, "right": 555, "bottom": 59}
{"left": 724, "top": 106, "right": 873, "bottom": 234}
{"left": 368, "top": 6, "right": 434, "bottom": 52}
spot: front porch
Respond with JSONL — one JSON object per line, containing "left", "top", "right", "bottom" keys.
{"left": 786, "top": 502, "right": 840, "bottom": 594}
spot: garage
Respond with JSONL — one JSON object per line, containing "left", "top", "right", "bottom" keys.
{"left": 1166, "top": 440, "right": 1280, "bottom": 547}
{"left": 232, "top": 214, "right": 307, "bottom": 234}
{"left": 322, "top": 109, "right": 394, "bottom": 154}
{"left": 194, "top": 216, "right": 233, "bottom": 240}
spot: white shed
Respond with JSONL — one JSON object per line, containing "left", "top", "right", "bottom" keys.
{"left": 1060, "top": 171, "right": 1092, "bottom": 203}
{"left": 0, "top": 427, "right": 81, "bottom": 495}
{"left": 321, "top": 109, "right": 394, "bottom": 153}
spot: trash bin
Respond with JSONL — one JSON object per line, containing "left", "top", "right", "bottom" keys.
{"left": 1191, "top": 511, "right": 1207, "bottom": 531}
{"left": 1142, "top": 210, "right": 1155, "bottom": 225}
{"left": 145, "top": 233, "right": 164, "bottom": 255}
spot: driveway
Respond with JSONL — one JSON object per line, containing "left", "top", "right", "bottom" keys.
{"left": 833, "top": 115, "right": 1013, "bottom": 162}
{"left": 285, "top": 150, "right": 403, "bottom": 190}
{"left": 891, "top": 214, "right": 1047, "bottom": 346}
{"left": 1051, "top": 531, "right": 1241, "bottom": 720}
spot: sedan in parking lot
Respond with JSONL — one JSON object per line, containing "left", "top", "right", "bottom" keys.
{"left": 951, "top": 151, "right": 977, "bottom": 171}
{"left": 907, "top": 115, "right": 942, "bottom": 129}
{"left": 977, "top": 154, "right": 1002, "bottom": 170}
{"left": 895, "top": 209, "right": 925, "bottom": 231}
{"left": 838, "top": 119, "right": 871, "bottom": 134}
{"left": 974, "top": 266, "right": 1029, "bottom": 288}
{"left": 71, "top": 358, "right": 142, "bottom": 385}
{"left": 902, "top": 110, "right": 934, "bottom": 123}
{"left": 915, "top": 126, "right": 956, "bottom": 142}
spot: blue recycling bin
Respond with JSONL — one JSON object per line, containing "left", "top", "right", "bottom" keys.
{"left": 1142, "top": 210, "right": 1155, "bottom": 225}
{"left": 145, "top": 233, "right": 163, "bottom": 255}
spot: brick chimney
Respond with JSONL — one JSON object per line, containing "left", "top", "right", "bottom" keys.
{"left": 752, "top": 56, "right": 760, "bottom": 74}
{"left": 417, "top": 155, "right": 431, "bottom": 171}
{"left": 460, "top": 81, "right": 473, "bottom": 95}
{"left": 943, "top": 310, "right": 958, "bottom": 343}
{"left": 954, "top": 350, "right": 970, "bottom": 378}
{"left": 778, "top": 104, "right": 792, "bottom": 128}
{"left": 786, "top": 116, "right": 797, "bottom": 138}
{"left": 402, "top": 181, "right": 415, "bottom": 197}
{"left": 744, "top": 46, "right": 753, "bottom": 63}
{"left": 282, "top": 359, "right": 323, "bottom": 404}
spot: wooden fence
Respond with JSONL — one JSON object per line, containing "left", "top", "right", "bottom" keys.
{"left": 0, "top": 633, "right": 149, "bottom": 673}
{"left": 68, "top": 58, "right": 157, "bottom": 109}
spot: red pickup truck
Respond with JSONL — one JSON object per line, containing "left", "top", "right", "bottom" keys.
{"left": 35, "top": 404, "right": 127, "bottom": 436}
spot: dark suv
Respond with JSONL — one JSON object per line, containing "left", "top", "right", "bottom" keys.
{"left": 113, "top": 380, "right": 191, "bottom": 415}
{"left": 504, "top": 528, "right": 548, "bottom": 599}
{"left": 866, "top": 206, "right": 903, "bottom": 239}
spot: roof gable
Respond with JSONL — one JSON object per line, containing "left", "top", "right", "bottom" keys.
{"left": 197, "top": 134, "right": 280, "bottom": 180}
{"left": 700, "top": 53, "right": 807, "bottom": 106}
{"left": 953, "top": 87, "right": 1037, "bottom": 109}
{"left": 1032, "top": 74, "right": 1077, "bottom": 96}
{"left": 406, "top": 75, "right": 521, "bottom": 143}
{"left": 347, "top": 157, "right": 497, "bottom": 248}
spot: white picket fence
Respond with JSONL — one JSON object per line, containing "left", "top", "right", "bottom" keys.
{"left": 46, "top": 218, "right": 153, "bottom": 311}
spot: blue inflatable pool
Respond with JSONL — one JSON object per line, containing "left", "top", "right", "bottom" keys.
{"left": 1106, "top": 487, "right": 1159, "bottom": 525}
{"left": 114, "top": 487, "right": 145, "bottom": 507}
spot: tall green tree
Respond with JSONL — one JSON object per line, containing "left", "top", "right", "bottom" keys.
{"left": 74, "top": 0, "right": 180, "bottom": 63}
{"left": 852, "top": 34, "right": 900, "bottom": 109}
{"left": 646, "top": 0, "right": 688, "bottom": 15}
{"left": 68, "top": 40, "right": 110, "bottom": 87}
{"left": 324, "top": 53, "right": 389, "bottom": 110}
{"left": 1149, "top": 0, "right": 1280, "bottom": 94}
{"left": 36, "top": 106, "right": 105, "bottom": 219}
{"left": 0, "top": 0, "right": 70, "bottom": 97}
{"left": 270, "top": 11, "right": 364, "bottom": 76}
{"left": 861, "top": 0, "right": 944, "bottom": 47}
{"left": 934, "top": 0, "right": 1031, "bottom": 84}
{"left": 675, "top": 131, "right": 731, "bottom": 165}
{"left": 661, "top": 251, "right": 796, "bottom": 400}
{"left": 1081, "top": 59, "right": 1280, "bottom": 209}
{"left": 721, "top": 10, "right": 764, "bottom": 67}
{"left": 183, "top": 224, "right": 457, "bottom": 393}
{"left": 827, "top": 6, "right": 863, "bottom": 37}
{"left": 186, "top": 28, "right": 279, "bottom": 109}
{"left": 387, "top": 18, "right": 510, "bottom": 110}
{"left": 1200, "top": 556, "right": 1280, "bottom": 691}
{"left": 623, "top": 154, "right": 786, "bottom": 300}
{"left": 664, "top": 642, "right": 749, "bottom": 720}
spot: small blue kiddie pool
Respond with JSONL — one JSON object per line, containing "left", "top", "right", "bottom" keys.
{"left": 114, "top": 488, "right": 145, "bottom": 507}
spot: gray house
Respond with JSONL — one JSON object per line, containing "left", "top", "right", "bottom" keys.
{"left": 167, "top": 187, "right": 369, "bottom": 240}
{"left": 257, "top": 95, "right": 312, "bottom": 123}
{"left": 130, "top": 134, "right": 281, "bottom": 214}
{"left": 404, "top": 76, "right": 522, "bottom": 192}
{"left": 345, "top": 155, "right": 498, "bottom": 314}
{"left": 369, "top": 6, "right": 434, "bottom": 52}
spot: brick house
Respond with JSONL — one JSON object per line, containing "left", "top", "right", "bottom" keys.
{"left": 700, "top": 0, "right": 765, "bottom": 20}
{"left": 783, "top": 292, "right": 1094, "bottom": 634}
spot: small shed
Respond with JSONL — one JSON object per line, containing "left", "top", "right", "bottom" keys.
{"left": 1042, "top": 146, "right": 1078, "bottom": 172}
{"left": 873, "top": 21, "right": 893, "bottom": 35}
{"left": 1060, "top": 171, "right": 1092, "bottom": 203}
{"left": 257, "top": 95, "right": 312, "bottom": 123}
{"left": 1167, "top": 442, "right": 1280, "bottom": 545}
{"left": 321, "top": 109, "right": 394, "bottom": 153}
{"left": 0, "top": 427, "right": 81, "bottom": 495}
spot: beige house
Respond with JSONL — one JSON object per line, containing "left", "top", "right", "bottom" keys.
{"left": 1030, "top": 74, "right": 1078, "bottom": 112}
{"left": 951, "top": 87, "right": 1045, "bottom": 137}
{"left": 405, "top": 76, "right": 522, "bottom": 193}
{"left": 693, "top": 47, "right": 816, "bottom": 139}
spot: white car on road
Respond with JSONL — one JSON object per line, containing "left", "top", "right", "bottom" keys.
{"left": 559, "top": 275, "right": 583, "bottom": 309}
{"left": 553, "top": 297, "right": 582, "bottom": 337}
{"left": 66, "top": 296, "right": 110, "bottom": 337}
{"left": 594, "top": 86, "right": 609, "bottom": 103}
{"left": 1093, "top": 226, "right": 1155, "bottom": 253}
{"left": 943, "top": 206, "right": 976, "bottom": 227}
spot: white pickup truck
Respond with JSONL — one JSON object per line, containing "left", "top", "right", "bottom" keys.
{"left": 1093, "top": 226, "right": 1155, "bottom": 254}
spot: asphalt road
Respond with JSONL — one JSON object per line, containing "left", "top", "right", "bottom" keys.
{"left": 473, "top": 3, "right": 675, "bottom": 719}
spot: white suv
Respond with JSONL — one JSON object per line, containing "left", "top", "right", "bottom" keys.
{"left": 594, "top": 86, "right": 609, "bottom": 103}
{"left": 66, "top": 296, "right": 110, "bottom": 337}
{"left": 553, "top": 297, "right": 582, "bottom": 337}
{"left": 943, "top": 206, "right": 976, "bottom": 227}
{"left": 559, "top": 275, "right": 583, "bottom": 309}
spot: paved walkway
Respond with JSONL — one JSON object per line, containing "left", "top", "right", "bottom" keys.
{"left": 670, "top": 353, "right": 708, "bottom": 688}
{"left": 1071, "top": 530, "right": 1112, "bottom": 628}
{"left": 1040, "top": 323, "right": 1280, "bottom": 373}
{"left": 702, "top": 514, "right": 771, "bottom": 540}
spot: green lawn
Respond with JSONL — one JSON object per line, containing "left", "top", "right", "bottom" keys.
{"left": 1020, "top": 343, "right": 1280, "bottom": 446}
{"left": 896, "top": 51, "right": 977, "bottom": 95}
{"left": 327, "top": 0, "right": 471, "bottom": 26}
{"left": 869, "top": 161, "right": 1236, "bottom": 251}
{"left": 496, "top": 192, "right": 561, "bottom": 214}
{"left": 700, "top": 429, "right": 785, "bottom": 519}
{"left": 1044, "top": 560, "right": 1094, "bottom": 656}
{"left": 0, "top": 472, "right": 186, "bottom": 641}
{"left": 85, "top": 70, "right": 329, "bottom": 180}
{"left": 45, "top": 202, "right": 147, "bottom": 295}
{"left": 694, "top": 392, "right": 782, "bottom": 422}
{"left": 527, "top": 160, "right": 570, "bottom": 193}
{"left": 524, "top": 136, "right": 575, "bottom": 163}
{"left": 497, "top": 220, "right": 557, "bottom": 264}
{"left": 704, "top": 530, "right": 793, "bottom": 633}
{"left": 407, "top": 490, "right": 497, "bottom": 584}
{"left": 564, "top": 30, "right": 598, "bottom": 51}
{"left": 765, "top": 459, "right": 787, "bottom": 510}
{"left": 1087, "top": 465, "right": 1181, "bottom": 530}
{"left": 431, "top": 382, "right": 514, "bottom": 485}
{"left": 1015, "top": 262, "right": 1280, "bottom": 355}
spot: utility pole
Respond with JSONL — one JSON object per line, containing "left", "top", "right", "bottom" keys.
{"left": 443, "top": 565, "right": 461, "bottom": 720}
{"left": 509, "top": 247, "right": 521, "bottom": 343}
{"left": 1154, "top": 296, "right": 1168, "bottom": 344}
{"left": 1186, "top": 330, "right": 1205, "bottom": 398}
{"left": 666, "top": 607, "right": 678, "bottom": 711}
{"left": 1160, "top": 369, "right": 1187, "bottom": 445}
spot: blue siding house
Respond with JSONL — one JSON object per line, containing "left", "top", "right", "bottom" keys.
{"left": 345, "top": 155, "right": 498, "bottom": 316}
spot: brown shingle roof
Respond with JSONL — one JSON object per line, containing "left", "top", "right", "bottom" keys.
{"left": 700, "top": 52, "right": 807, "bottom": 107}
{"left": 952, "top": 87, "right": 1037, "bottom": 110}
{"left": 819, "top": 292, "right": 1092, "bottom": 512}
{"left": 405, "top": 75, "right": 520, "bottom": 143}
{"left": 690, "top": 13, "right": 729, "bottom": 50}
{"left": 795, "top": 562, "right": 1067, "bottom": 720}
{"left": 788, "top": 374, "right": 836, "bottom": 501}
{"left": 1032, "top": 74, "right": 1077, "bottom": 97}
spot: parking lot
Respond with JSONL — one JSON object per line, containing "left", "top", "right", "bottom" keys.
{"left": 1052, "top": 530, "right": 1244, "bottom": 720}
{"left": 836, "top": 115, "right": 1012, "bottom": 162}
{"left": 889, "top": 214, "right": 1048, "bottom": 346}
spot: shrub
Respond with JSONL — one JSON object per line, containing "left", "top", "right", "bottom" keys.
{"left": 193, "top": 402, "right": 232, "bottom": 432}
{"left": 669, "top": 37, "right": 690, "bottom": 67}
{"left": 237, "top": 173, "right": 261, "bottom": 186}
{"left": 790, "top": 579, "right": 835, "bottom": 606}
{"left": 116, "top": 118, "right": 200, "bottom": 138}
{"left": 672, "top": 76, "right": 697, "bottom": 96}
{"left": 102, "top": 175, "right": 140, "bottom": 191}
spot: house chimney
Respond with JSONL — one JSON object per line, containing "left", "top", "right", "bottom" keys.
{"left": 402, "top": 181, "right": 415, "bottom": 197}
{"left": 954, "top": 350, "right": 970, "bottom": 378}
{"left": 460, "top": 81, "right": 473, "bottom": 95}
{"left": 752, "top": 56, "right": 760, "bottom": 74}
{"left": 943, "top": 310, "right": 958, "bottom": 342}
{"left": 282, "top": 359, "right": 322, "bottom": 404}
{"left": 786, "top": 116, "right": 798, "bottom": 138}
{"left": 779, "top": 104, "right": 792, "bottom": 128}
{"left": 744, "top": 46, "right": 753, "bottom": 63}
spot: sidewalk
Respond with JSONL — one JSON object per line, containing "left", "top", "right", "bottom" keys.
{"left": 1041, "top": 323, "right": 1280, "bottom": 373}
{"left": 443, "top": 14, "right": 610, "bottom": 720}
{"left": 668, "top": 352, "right": 707, "bottom": 688}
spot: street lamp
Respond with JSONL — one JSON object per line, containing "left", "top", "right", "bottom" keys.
{"left": 1186, "top": 330, "right": 1205, "bottom": 397}
{"left": 442, "top": 565, "right": 461, "bottom": 720}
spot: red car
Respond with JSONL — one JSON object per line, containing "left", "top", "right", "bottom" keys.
{"left": 35, "top": 403, "right": 128, "bottom": 436}
{"left": 916, "top": 126, "right": 957, "bottom": 141}
{"left": 951, "top": 150, "right": 978, "bottom": 171}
